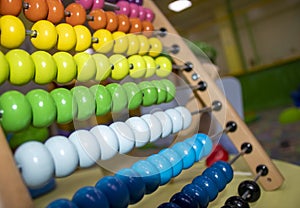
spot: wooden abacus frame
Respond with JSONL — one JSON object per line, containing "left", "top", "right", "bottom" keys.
{"left": 0, "top": 0, "right": 283, "bottom": 207}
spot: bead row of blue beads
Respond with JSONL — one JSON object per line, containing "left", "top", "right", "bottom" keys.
{"left": 47, "top": 133, "right": 213, "bottom": 208}
{"left": 158, "top": 160, "right": 234, "bottom": 208}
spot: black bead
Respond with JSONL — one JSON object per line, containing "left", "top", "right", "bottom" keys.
{"left": 238, "top": 180, "right": 261, "bottom": 202}
{"left": 240, "top": 143, "right": 252, "bottom": 154}
{"left": 183, "top": 62, "right": 193, "bottom": 72}
{"left": 256, "top": 165, "right": 268, "bottom": 176}
{"left": 225, "top": 196, "right": 250, "bottom": 208}
{"left": 198, "top": 81, "right": 207, "bottom": 91}
{"left": 226, "top": 121, "right": 237, "bottom": 132}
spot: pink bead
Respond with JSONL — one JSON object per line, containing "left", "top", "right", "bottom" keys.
{"left": 144, "top": 8, "right": 155, "bottom": 22}
{"left": 138, "top": 5, "right": 146, "bottom": 21}
{"left": 92, "top": 0, "right": 104, "bottom": 10}
{"left": 116, "top": 1, "right": 130, "bottom": 16}
{"left": 76, "top": 0, "right": 93, "bottom": 10}
{"left": 129, "top": 3, "right": 139, "bottom": 18}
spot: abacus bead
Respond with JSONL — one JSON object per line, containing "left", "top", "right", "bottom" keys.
{"left": 115, "top": 1, "right": 131, "bottom": 16}
{"left": 14, "top": 141, "right": 54, "bottom": 188}
{"left": 0, "top": 0, "right": 22, "bottom": 16}
{"left": 115, "top": 168, "right": 146, "bottom": 204}
{"left": 109, "top": 54, "right": 129, "bottom": 80}
{"left": 71, "top": 86, "right": 95, "bottom": 121}
{"left": 53, "top": 52, "right": 77, "bottom": 84}
{"left": 158, "top": 202, "right": 181, "bottom": 208}
{"left": 109, "top": 122, "right": 135, "bottom": 154}
{"left": 132, "top": 0, "right": 143, "bottom": 5}
{"left": 47, "top": 198, "right": 78, "bottom": 208}
{"left": 90, "top": 125, "right": 119, "bottom": 160}
{"left": 105, "top": 11, "right": 118, "bottom": 32}
{"left": 129, "top": 3, "right": 139, "bottom": 18}
{"left": 125, "top": 117, "right": 150, "bottom": 148}
{"left": 126, "top": 34, "right": 140, "bottom": 56}
{"left": 212, "top": 161, "right": 234, "bottom": 183}
{"left": 88, "top": 9, "right": 107, "bottom": 30}
{"left": 123, "top": 82, "right": 143, "bottom": 110}
{"left": 194, "top": 133, "right": 213, "bottom": 157}
{"left": 161, "top": 79, "right": 176, "bottom": 103}
{"left": 172, "top": 142, "right": 196, "bottom": 169}
{"left": 106, "top": 83, "right": 128, "bottom": 112}
{"left": 0, "top": 91, "right": 32, "bottom": 132}
{"left": 46, "top": 0, "right": 64, "bottom": 24}
{"left": 65, "top": 3, "right": 86, "bottom": 26}
{"left": 147, "top": 154, "right": 173, "bottom": 185}
{"left": 89, "top": 84, "right": 112, "bottom": 116}
{"left": 72, "top": 186, "right": 109, "bottom": 208}
{"left": 129, "top": 18, "right": 143, "bottom": 34}
{"left": 23, "top": 0, "right": 49, "bottom": 22}
{"left": 144, "top": 8, "right": 155, "bottom": 22}
{"left": 192, "top": 175, "right": 218, "bottom": 201}
{"left": 31, "top": 51, "right": 57, "bottom": 85}
{"left": 148, "top": 37, "right": 163, "bottom": 57}
{"left": 138, "top": 6, "right": 146, "bottom": 21}
{"left": 117, "top": 14, "right": 130, "bottom": 33}
{"left": 92, "top": 53, "right": 111, "bottom": 81}
{"left": 159, "top": 148, "right": 183, "bottom": 177}
{"left": 5, "top": 49, "right": 34, "bottom": 85}
{"left": 143, "top": 55, "right": 157, "bottom": 78}
{"left": 74, "top": 52, "right": 97, "bottom": 82}
{"left": 202, "top": 166, "right": 228, "bottom": 191}
{"left": 95, "top": 176, "right": 130, "bottom": 208}
{"left": 142, "top": 21, "right": 154, "bottom": 37}
{"left": 112, "top": 31, "right": 129, "bottom": 54}
{"left": 76, "top": 0, "right": 93, "bottom": 10}
{"left": 91, "top": 0, "right": 104, "bottom": 10}
{"left": 238, "top": 180, "right": 261, "bottom": 202}
{"left": 152, "top": 111, "right": 172, "bottom": 138}
{"left": 0, "top": 15, "right": 25, "bottom": 48}
{"left": 185, "top": 136, "right": 204, "bottom": 162}
{"left": 93, "top": 29, "right": 114, "bottom": 53}
{"left": 170, "top": 192, "right": 199, "bottom": 208}
{"left": 165, "top": 108, "right": 183, "bottom": 134}
{"left": 225, "top": 196, "right": 250, "bottom": 208}
{"left": 69, "top": 130, "right": 101, "bottom": 168}
{"left": 45, "top": 136, "right": 79, "bottom": 177}
{"left": 74, "top": 25, "right": 92, "bottom": 51}
{"left": 137, "top": 35, "right": 150, "bottom": 55}
{"left": 50, "top": 88, "right": 75, "bottom": 124}
{"left": 181, "top": 183, "right": 209, "bottom": 208}
{"left": 0, "top": 51, "right": 9, "bottom": 85}
{"left": 155, "top": 56, "right": 172, "bottom": 77}
{"left": 151, "top": 80, "right": 167, "bottom": 104}
{"left": 141, "top": 114, "right": 162, "bottom": 142}
{"left": 174, "top": 106, "right": 192, "bottom": 130}
{"left": 31, "top": 20, "right": 57, "bottom": 50}
{"left": 128, "top": 55, "right": 147, "bottom": 78}
{"left": 131, "top": 160, "right": 161, "bottom": 194}
{"left": 26, "top": 89, "right": 56, "bottom": 128}
{"left": 56, "top": 23, "right": 77, "bottom": 51}
{"left": 138, "top": 81, "right": 158, "bottom": 106}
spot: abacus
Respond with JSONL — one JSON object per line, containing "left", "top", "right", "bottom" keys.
{"left": 0, "top": 0, "right": 284, "bottom": 207}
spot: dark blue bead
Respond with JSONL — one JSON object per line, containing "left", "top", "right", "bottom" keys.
{"left": 172, "top": 142, "right": 196, "bottom": 169}
{"left": 95, "top": 176, "right": 130, "bottom": 208}
{"left": 72, "top": 186, "right": 109, "bottom": 208}
{"left": 194, "top": 133, "right": 213, "bottom": 157}
{"left": 192, "top": 175, "right": 218, "bottom": 201}
{"left": 202, "top": 166, "right": 228, "bottom": 191}
{"left": 47, "top": 198, "right": 78, "bottom": 208}
{"left": 159, "top": 148, "right": 183, "bottom": 177}
{"left": 157, "top": 202, "right": 182, "bottom": 208}
{"left": 147, "top": 154, "right": 173, "bottom": 185}
{"left": 115, "top": 168, "right": 146, "bottom": 204}
{"left": 170, "top": 192, "right": 199, "bottom": 208}
{"left": 131, "top": 160, "right": 161, "bottom": 194}
{"left": 181, "top": 183, "right": 209, "bottom": 208}
{"left": 212, "top": 161, "right": 233, "bottom": 183}
{"left": 185, "top": 136, "right": 204, "bottom": 162}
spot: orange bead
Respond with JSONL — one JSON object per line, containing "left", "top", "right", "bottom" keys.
{"left": 23, "top": 0, "right": 49, "bottom": 22}
{"left": 88, "top": 9, "right": 107, "bottom": 30}
{"left": 117, "top": 14, "right": 130, "bottom": 33}
{"left": 46, "top": 0, "right": 64, "bottom": 24}
{"left": 0, "top": 0, "right": 22, "bottom": 16}
{"left": 65, "top": 3, "right": 86, "bottom": 26}
{"left": 129, "top": 18, "right": 143, "bottom": 34}
{"left": 142, "top": 20, "right": 154, "bottom": 37}
{"left": 105, "top": 11, "right": 118, "bottom": 32}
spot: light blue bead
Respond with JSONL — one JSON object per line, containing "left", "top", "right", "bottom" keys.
{"left": 185, "top": 136, "right": 204, "bottom": 162}
{"left": 172, "top": 142, "right": 196, "bottom": 169}
{"left": 146, "top": 154, "right": 173, "bottom": 185}
{"left": 194, "top": 133, "right": 213, "bottom": 157}
{"left": 72, "top": 186, "right": 109, "bottom": 208}
{"left": 159, "top": 148, "right": 183, "bottom": 177}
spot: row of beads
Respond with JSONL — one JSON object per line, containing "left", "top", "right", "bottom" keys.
{"left": 158, "top": 160, "right": 234, "bottom": 208}
{"left": 0, "top": 48, "right": 170, "bottom": 85}
{"left": 0, "top": 15, "right": 159, "bottom": 51}
{"left": 46, "top": 133, "right": 213, "bottom": 208}
{"left": 14, "top": 106, "right": 193, "bottom": 188}
{"left": 0, "top": 79, "right": 176, "bottom": 132}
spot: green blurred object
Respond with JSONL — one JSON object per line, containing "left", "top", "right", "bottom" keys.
{"left": 279, "top": 107, "right": 300, "bottom": 124}
{"left": 9, "top": 125, "right": 49, "bottom": 150}
{"left": 186, "top": 41, "right": 217, "bottom": 63}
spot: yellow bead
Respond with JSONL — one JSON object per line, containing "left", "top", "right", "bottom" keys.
{"left": 109, "top": 54, "right": 129, "bottom": 80}
{"left": 126, "top": 34, "right": 140, "bottom": 56}
{"left": 74, "top": 25, "right": 92, "bottom": 52}
{"left": 112, "top": 31, "right": 128, "bottom": 54}
{"left": 92, "top": 29, "right": 114, "bottom": 53}
{"left": 74, "top": 52, "right": 97, "bottom": 82}
{"left": 0, "top": 51, "right": 9, "bottom": 84}
{"left": 56, "top": 23, "right": 77, "bottom": 51}
{"left": 31, "top": 20, "right": 57, "bottom": 50}
{"left": 148, "top": 37, "right": 163, "bottom": 57}
{"left": 155, "top": 56, "right": 172, "bottom": 77}
{"left": 128, "top": 55, "right": 146, "bottom": 79}
{"left": 53, "top": 52, "right": 77, "bottom": 84}
{"left": 137, "top": 35, "right": 150, "bottom": 55}
{"left": 92, "top": 53, "right": 111, "bottom": 81}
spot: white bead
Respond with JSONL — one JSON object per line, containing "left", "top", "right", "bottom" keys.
{"left": 153, "top": 111, "right": 172, "bottom": 138}
{"left": 175, "top": 106, "right": 192, "bottom": 129}
{"left": 69, "top": 130, "right": 101, "bottom": 168}
{"left": 141, "top": 114, "right": 162, "bottom": 142}
{"left": 165, "top": 108, "right": 183, "bottom": 134}
{"left": 14, "top": 141, "right": 54, "bottom": 189}
{"left": 90, "top": 125, "right": 119, "bottom": 160}
{"left": 126, "top": 116, "right": 151, "bottom": 148}
{"left": 109, "top": 122, "right": 135, "bottom": 154}
{"left": 45, "top": 136, "right": 79, "bottom": 177}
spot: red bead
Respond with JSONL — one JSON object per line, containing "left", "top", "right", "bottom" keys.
{"left": 205, "top": 144, "right": 229, "bottom": 167}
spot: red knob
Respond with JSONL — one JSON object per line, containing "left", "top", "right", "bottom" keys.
{"left": 88, "top": 9, "right": 107, "bottom": 30}
{"left": 23, "top": 0, "right": 49, "bottom": 22}
{"left": 65, "top": 3, "right": 86, "bottom": 26}
{"left": 0, "top": 0, "right": 22, "bottom": 16}
{"left": 46, "top": 0, "right": 64, "bottom": 24}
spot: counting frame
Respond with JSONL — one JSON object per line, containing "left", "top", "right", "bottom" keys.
{"left": 0, "top": 0, "right": 284, "bottom": 207}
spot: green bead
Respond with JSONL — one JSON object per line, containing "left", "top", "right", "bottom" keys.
{"left": 123, "top": 82, "right": 143, "bottom": 110}
{"left": 138, "top": 81, "right": 158, "bottom": 106}
{"left": 50, "top": 88, "right": 76, "bottom": 124}
{"left": 26, "top": 89, "right": 57, "bottom": 128}
{"left": 161, "top": 79, "right": 176, "bottom": 102}
{"left": 151, "top": 80, "right": 167, "bottom": 104}
{"left": 71, "top": 86, "right": 95, "bottom": 121}
{"left": 90, "top": 84, "right": 112, "bottom": 116}
{"left": 0, "top": 91, "right": 32, "bottom": 132}
{"left": 106, "top": 83, "right": 128, "bottom": 112}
